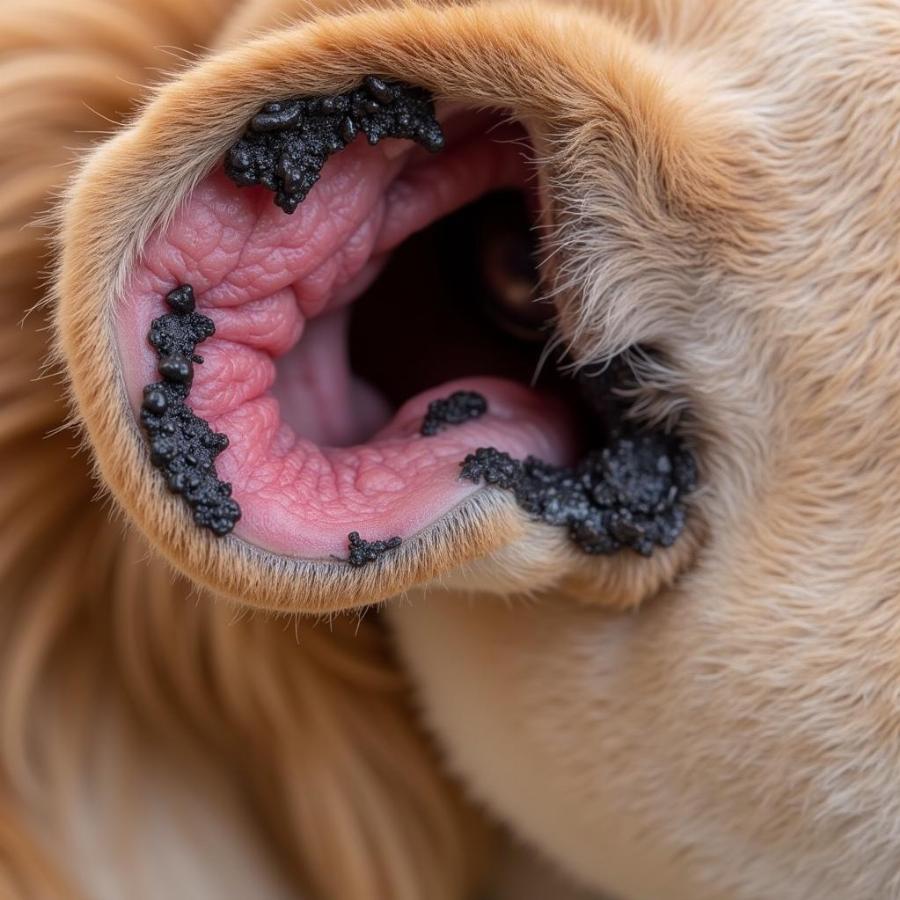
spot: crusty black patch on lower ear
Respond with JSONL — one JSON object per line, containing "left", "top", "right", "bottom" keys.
{"left": 346, "top": 531, "right": 402, "bottom": 567}
{"left": 225, "top": 76, "right": 444, "bottom": 214}
{"left": 421, "top": 390, "right": 488, "bottom": 436}
{"left": 140, "top": 284, "right": 241, "bottom": 537}
{"left": 460, "top": 434, "right": 697, "bottom": 557}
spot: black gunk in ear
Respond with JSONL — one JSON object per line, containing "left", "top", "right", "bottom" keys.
{"left": 141, "top": 284, "right": 241, "bottom": 537}
{"left": 225, "top": 77, "right": 444, "bottom": 213}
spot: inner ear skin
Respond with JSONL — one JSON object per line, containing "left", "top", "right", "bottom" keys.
{"left": 55, "top": 3, "right": 715, "bottom": 614}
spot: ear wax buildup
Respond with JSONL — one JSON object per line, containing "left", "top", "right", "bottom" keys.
{"left": 346, "top": 531, "right": 402, "bottom": 567}
{"left": 226, "top": 77, "right": 444, "bottom": 214}
{"left": 460, "top": 433, "right": 696, "bottom": 557}
{"left": 140, "top": 284, "right": 241, "bottom": 537}
{"left": 420, "top": 390, "right": 488, "bottom": 436}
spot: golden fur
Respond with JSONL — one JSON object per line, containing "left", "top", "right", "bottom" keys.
{"left": 0, "top": 0, "right": 897, "bottom": 896}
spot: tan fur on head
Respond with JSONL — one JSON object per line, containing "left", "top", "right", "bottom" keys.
{"left": 5, "top": 0, "right": 900, "bottom": 897}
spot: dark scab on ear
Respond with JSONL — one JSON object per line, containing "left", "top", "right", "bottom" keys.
{"left": 420, "top": 390, "right": 488, "bottom": 436}
{"left": 346, "top": 532, "right": 402, "bottom": 567}
{"left": 459, "top": 433, "right": 697, "bottom": 557}
{"left": 456, "top": 354, "right": 699, "bottom": 557}
{"left": 225, "top": 77, "right": 444, "bottom": 214}
{"left": 140, "top": 283, "right": 241, "bottom": 537}
{"left": 165, "top": 283, "right": 196, "bottom": 315}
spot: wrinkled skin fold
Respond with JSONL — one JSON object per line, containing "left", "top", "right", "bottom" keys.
{"left": 0, "top": 0, "right": 896, "bottom": 898}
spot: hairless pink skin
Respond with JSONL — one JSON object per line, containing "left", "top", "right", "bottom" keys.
{"left": 117, "top": 117, "right": 579, "bottom": 558}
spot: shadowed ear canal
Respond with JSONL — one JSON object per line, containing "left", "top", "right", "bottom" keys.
{"left": 55, "top": 3, "right": 746, "bottom": 613}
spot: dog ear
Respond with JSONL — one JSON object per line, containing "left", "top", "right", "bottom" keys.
{"left": 56, "top": 1, "right": 760, "bottom": 612}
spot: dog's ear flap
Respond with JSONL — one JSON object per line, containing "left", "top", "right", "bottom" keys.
{"left": 57, "top": 2, "right": 758, "bottom": 612}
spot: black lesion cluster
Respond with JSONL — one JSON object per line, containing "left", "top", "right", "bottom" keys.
{"left": 346, "top": 531, "right": 402, "bottom": 567}
{"left": 420, "top": 390, "right": 488, "bottom": 436}
{"left": 140, "top": 284, "right": 242, "bottom": 537}
{"left": 459, "top": 433, "right": 697, "bottom": 557}
{"left": 225, "top": 76, "right": 445, "bottom": 214}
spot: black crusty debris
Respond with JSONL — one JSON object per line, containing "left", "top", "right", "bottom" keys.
{"left": 140, "top": 284, "right": 241, "bottom": 537}
{"left": 421, "top": 390, "right": 488, "bottom": 436}
{"left": 225, "top": 76, "right": 445, "bottom": 213}
{"left": 460, "top": 433, "right": 697, "bottom": 557}
{"left": 346, "top": 531, "right": 402, "bottom": 567}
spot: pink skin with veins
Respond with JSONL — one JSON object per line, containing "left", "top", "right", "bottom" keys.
{"left": 117, "top": 121, "right": 578, "bottom": 558}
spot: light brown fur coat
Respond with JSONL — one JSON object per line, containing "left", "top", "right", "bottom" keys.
{"left": 0, "top": 0, "right": 897, "bottom": 897}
